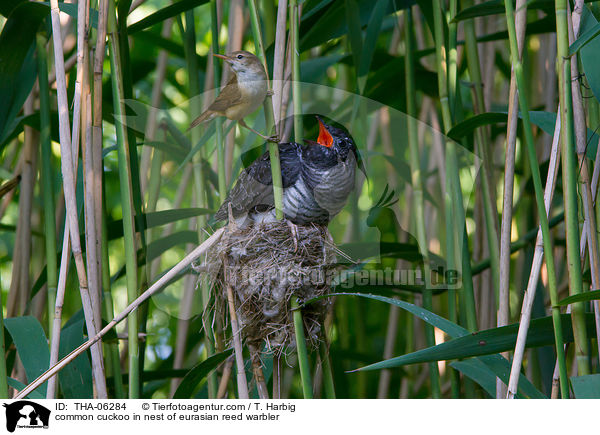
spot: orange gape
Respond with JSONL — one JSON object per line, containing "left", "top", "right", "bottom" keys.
{"left": 317, "top": 118, "right": 333, "bottom": 147}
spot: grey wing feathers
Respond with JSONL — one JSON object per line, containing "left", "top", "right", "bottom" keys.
{"left": 214, "top": 168, "right": 274, "bottom": 221}
{"left": 214, "top": 143, "right": 303, "bottom": 222}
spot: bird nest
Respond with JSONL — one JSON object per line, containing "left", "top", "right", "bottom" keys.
{"left": 195, "top": 219, "right": 337, "bottom": 355}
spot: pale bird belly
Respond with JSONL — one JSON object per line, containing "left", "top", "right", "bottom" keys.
{"left": 226, "top": 80, "right": 268, "bottom": 120}
{"left": 225, "top": 104, "right": 250, "bottom": 121}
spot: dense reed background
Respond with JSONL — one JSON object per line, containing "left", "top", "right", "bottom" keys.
{"left": 1, "top": 0, "right": 600, "bottom": 399}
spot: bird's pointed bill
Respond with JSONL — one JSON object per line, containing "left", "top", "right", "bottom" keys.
{"left": 317, "top": 117, "right": 333, "bottom": 147}
{"left": 213, "top": 53, "right": 233, "bottom": 63}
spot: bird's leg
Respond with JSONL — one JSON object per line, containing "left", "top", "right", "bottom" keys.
{"left": 238, "top": 119, "right": 279, "bottom": 143}
{"left": 227, "top": 203, "right": 238, "bottom": 232}
{"left": 287, "top": 220, "right": 299, "bottom": 252}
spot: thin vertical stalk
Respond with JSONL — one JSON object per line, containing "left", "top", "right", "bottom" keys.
{"left": 101, "top": 197, "right": 125, "bottom": 398}
{"left": 221, "top": 0, "right": 241, "bottom": 181}
{"left": 107, "top": 0, "right": 140, "bottom": 398}
{"left": 432, "top": 0, "right": 452, "bottom": 134}
{"left": 291, "top": 296, "right": 313, "bottom": 398}
{"left": 49, "top": 0, "right": 107, "bottom": 398}
{"left": 246, "top": 4, "right": 310, "bottom": 397}
{"left": 503, "top": 0, "right": 568, "bottom": 397}
{"left": 556, "top": 0, "right": 590, "bottom": 375}
{"left": 8, "top": 96, "right": 35, "bottom": 318}
{"left": 579, "top": 157, "right": 600, "bottom": 297}
{"left": 138, "top": 4, "right": 172, "bottom": 200}
{"left": 249, "top": 345, "right": 269, "bottom": 399}
{"left": 37, "top": 34, "right": 58, "bottom": 347}
{"left": 289, "top": 0, "right": 312, "bottom": 399}
{"left": 80, "top": 0, "right": 103, "bottom": 344}
{"left": 165, "top": 34, "right": 191, "bottom": 393}
{"left": 184, "top": 7, "right": 218, "bottom": 399}
{"left": 432, "top": 0, "right": 478, "bottom": 397}
{"left": 261, "top": 0, "right": 275, "bottom": 45}
{"left": 588, "top": 137, "right": 600, "bottom": 358}
{"left": 272, "top": 355, "right": 281, "bottom": 399}
{"left": 48, "top": 220, "right": 72, "bottom": 398}
{"left": 507, "top": 114, "right": 561, "bottom": 398}
{"left": 92, "top": 0, "right": 108, "bottom": 312}
{"left": 207, "top": 2, "right": 226, "bottom": 201}
{"left": 462, "top": 0, "right": 500, "bottom": 308}
{"left": 247, "top": 0, "right": 284, "bottom": 219}
{"left": 319, "top": 341, "right": 335, "bottom": 398}
{"left": 573, "top": 0, "right": 600, "bottom": 360}
{"left": 170, "top": 191, "right": 198, "bottom": 396}
{"left": 446, "top": 0, "right": 458, "bottom": 116}
{"left": 247, "top": 0, "right": 268, "bottom": 78}
{"left": 437, "top": 110, "right": 458, "bottom": 397}
{"left": 93, "top": 0, "right": 120, "bottom": 398}
{"left": 39, "top": 30, "right": 60, "bottom": 398}
{"left": 217, "top": 359, "right": 233, "bottom": 398}
{"left": 170, "top": 268, "right": 196, "bottom": 396}
{"left": 225, "top": 276, "right": 249, "bottom": 398}
{"left": 405, "top": 7, "right": 440, "bottom": 398}
{"left": 0, "top": 280, "right": 6, "bottom": 397}
{"left": 505, "top": 3, "right": 577, "bottom": 398}
{"left": 272, "top": 0, "right": 288, "bottom": 134}
{"left": 47, "top": 110, "right": 87, "bottom": 398}
{"left": 143, "top": 16, "right": 172, "bottom": 217}
{"left": 495, "top": 0, "right": 527, "bottom": 398}
{"left": 290, "top": 0, "right": 302, "bottom": 142}
{"left": 432, "top": 0, "right": 478, "bottom": 335}
{"left": 376, "top": 302, "right": 399, "bottom": 398}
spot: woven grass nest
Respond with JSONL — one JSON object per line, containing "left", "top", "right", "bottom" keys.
{"left": 196, "top": 219, "right": 338, "bottom": 355}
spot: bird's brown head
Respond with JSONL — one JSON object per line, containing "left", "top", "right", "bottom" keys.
{"left": 214, "top": 51, "right": 265, "bottom": 78}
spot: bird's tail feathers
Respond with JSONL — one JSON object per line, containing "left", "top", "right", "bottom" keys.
{"left": 187, "top": 110, "right": 216, "bottom": 131}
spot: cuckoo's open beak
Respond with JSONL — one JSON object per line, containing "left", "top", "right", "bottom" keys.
{"left": 316, "top": 116, "right": 333, "bottom": 148}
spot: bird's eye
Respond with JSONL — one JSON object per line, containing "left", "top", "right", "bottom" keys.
{"left": 237, "top": 54, "right": 244, "bottom": 59}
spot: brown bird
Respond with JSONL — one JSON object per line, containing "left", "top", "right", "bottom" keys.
{"left": 188, "top": 50, "right": 277, "bottom": 142}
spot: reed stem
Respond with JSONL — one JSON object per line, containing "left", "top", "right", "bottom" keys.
{"left": 291, "top": 296, "right": 313, "bottom": 398}
{"left": 319, "top": 340, "right": 335, "bottom": 399}
{"left": 247, "top": 0, "right": 284, "bottom": 219}
{"left": 555, "top": 0, "right": 590, "bottom": 375}
{"left": 185, "top": 6, "right": 218, "bottom": 398}
{"left": 405, "top": 7, "right": 440, "bottom": 398}
{"left": 36, "top": 33, "right": 58, "bottom": 346}
{"left": 49, "top": 0, "right": 107, "bottom": 398}
{"left": 495, "top": 0, "right": 527, "bottom": 399}
{"left": 224, "top": 254, "right": 250, "bottom": 398}
{"left": 108, "top": 0, "right": 140, "bottom": 398}
{"left": 0, "top": 281, "right": 6, "bottom": 397}
{"left": 290, "top": 0, "right": 302, "bottom": 142}
{"left": 462, "top": 0, "right": 500, "bottom": 306}
{"left": 101, "top": 196, "right": 125, "bottom": 398}
{"left": 503, "top": 0, "right": 569, "bottom": 397}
